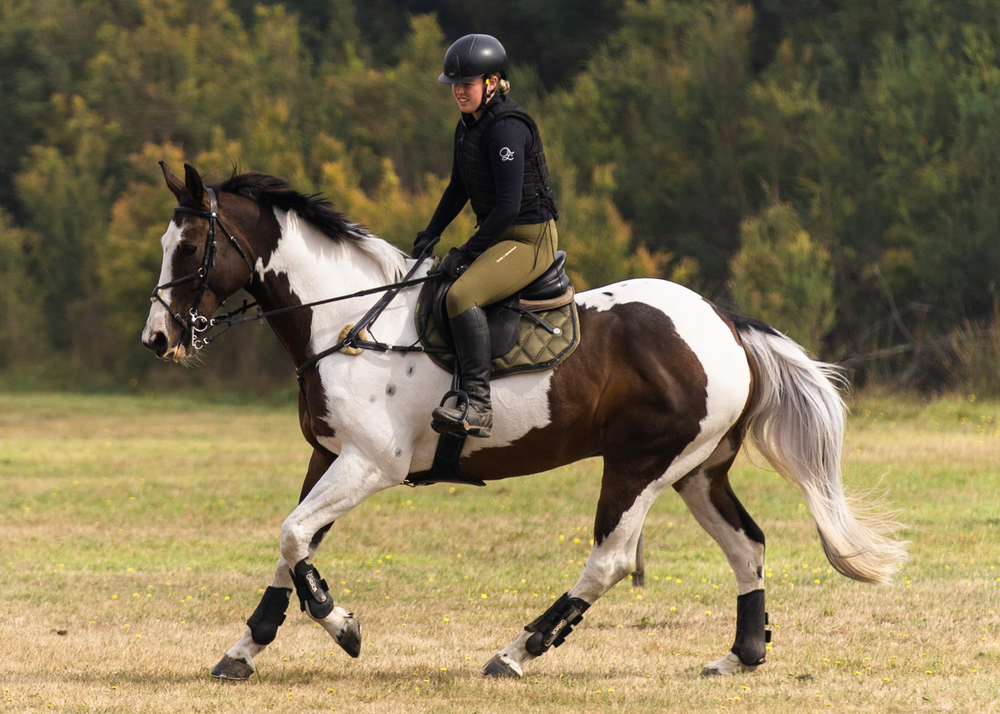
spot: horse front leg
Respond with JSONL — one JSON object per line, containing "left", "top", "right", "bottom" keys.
{"left": 672, "top": 431, "right": 769, "bottom": 677}
{"left": 211, "top": 448, "right": 337, "bottom": 680}
{"left": 212, "top": 446, "right": 396, "bottom": 679}
{"left": 278, "top": 445, "right": 401, "bottom": 652}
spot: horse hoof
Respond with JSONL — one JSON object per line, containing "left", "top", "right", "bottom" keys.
{"left": 210, "top": 655, "right": 255, "bottom": 681}
{"left": 700, "top": 651, "right": 759, "bottom": 677}
{"left": 480, "top": 654, "right": 522, "bottom": 678}
{"left": 335, "top": 613, "right": 362, "bottom": 658}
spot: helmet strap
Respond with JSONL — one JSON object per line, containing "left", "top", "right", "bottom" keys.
{"left": 478, "top": 76, "right": 497, "bottom": 111}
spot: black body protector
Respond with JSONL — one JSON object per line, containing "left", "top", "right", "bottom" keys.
{"left": 454, "top": 97, "right": 558, "bottom": 227}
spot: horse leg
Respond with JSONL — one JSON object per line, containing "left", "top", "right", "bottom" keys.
{"left": 672, "top": 430, "right": 768, "bottom": 676}
{"left": 273, "top": 447, "right": 403, "bottom": 654}
{"left": 632, "top": 528, "right": 646, "bottom": 587}
{"left": 212, "top": 448, "right": 344, "bottom": 680}
{"left": 482, "top": 456, "right": 675, "bottom": 678}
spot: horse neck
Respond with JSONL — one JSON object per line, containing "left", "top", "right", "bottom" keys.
{"left": 244, "top": 208, "right": 406, "bottom": 366}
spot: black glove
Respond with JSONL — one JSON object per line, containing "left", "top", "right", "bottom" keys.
{"left": 438, "top": 247, "right": 473, "bottom": 279}
{"left": 412, "top": 231, "right": 438, "bottom": 259}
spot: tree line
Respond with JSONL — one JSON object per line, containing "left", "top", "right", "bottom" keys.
{"left": 1, "top": 0, "right": 998, "bottom": 395}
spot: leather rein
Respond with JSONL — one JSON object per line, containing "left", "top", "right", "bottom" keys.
{"left": 152, "top": 188, "right": 442, "bottom": 374}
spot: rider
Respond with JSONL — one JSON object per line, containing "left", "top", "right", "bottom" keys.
{"left": 413, "top": 33, "right": 559, "bottom": 438}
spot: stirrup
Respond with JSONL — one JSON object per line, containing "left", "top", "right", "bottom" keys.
{"left": 431, "top": 389, "right": 470, "bottom": 434}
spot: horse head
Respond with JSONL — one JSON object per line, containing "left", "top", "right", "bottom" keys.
{"left": 142, "top": 162, "right": 256, "bottom": 362}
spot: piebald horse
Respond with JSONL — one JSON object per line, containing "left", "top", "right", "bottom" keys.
{"left": 142, "top": 163, "right": 906, "bottom": 680}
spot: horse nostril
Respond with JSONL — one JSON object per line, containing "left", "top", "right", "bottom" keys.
{"left": 148, "top": 332, "right": 169, "bottom": 358}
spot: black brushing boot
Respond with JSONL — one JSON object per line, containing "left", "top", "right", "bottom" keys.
{"left": 432, "top": 306, "right": 493, "bottom": 437}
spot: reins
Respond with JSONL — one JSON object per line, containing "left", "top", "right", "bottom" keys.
{"left": 155, "top": 190, "right": 445, "bottom": 373}
{"left": 293, "top": 252, "right": 445, "bottom": 379}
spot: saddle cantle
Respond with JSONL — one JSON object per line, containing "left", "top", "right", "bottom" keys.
{"left": 415, "top": 251, "right": 581, "bottom": 378}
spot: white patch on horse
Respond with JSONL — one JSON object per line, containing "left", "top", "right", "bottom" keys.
{"left": 141, "top": 220, "right": 185, "bottom": 345}
{"left": 465, "top": 370, "right": 555, "bottom": 453}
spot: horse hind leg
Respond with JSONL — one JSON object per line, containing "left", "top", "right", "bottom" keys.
{"left": 672, "top": 430, "right": 769, "bottom": 676}
{"left": 482, "top": 453, "right": 679, "bottom": 678}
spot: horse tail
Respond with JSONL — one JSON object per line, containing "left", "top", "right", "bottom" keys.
{"left": 734, "top": 315, "right": 907, "bottom": 584}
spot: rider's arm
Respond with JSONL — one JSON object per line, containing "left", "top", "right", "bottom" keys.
{"left": 424, "top": 156, "right": 468, "bottom": 238}
{"left": 462, "top": 118, "right": 531, "bottom": 257}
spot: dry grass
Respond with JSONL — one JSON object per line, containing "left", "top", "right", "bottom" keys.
{"left": 1, "top": 391, "right": 999, "bottom": 713}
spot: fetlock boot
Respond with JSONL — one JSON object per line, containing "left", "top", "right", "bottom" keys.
{"left": 432, "top": 306, "right": 494, "bottom": 437}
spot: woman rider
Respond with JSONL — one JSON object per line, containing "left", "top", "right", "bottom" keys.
{"left": 413, "top": 33, "right": 559, "bottom": 439}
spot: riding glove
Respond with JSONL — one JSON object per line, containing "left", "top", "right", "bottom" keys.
{"left": 438, "top": 247, "right": 473, "bottom": 279}
{"left": 412, "top": 231, "right": 438, "bottom": 258}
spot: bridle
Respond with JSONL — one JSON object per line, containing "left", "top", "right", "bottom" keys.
{"left": 150, "top": 187, "right": 255, "bottom": 350}
{"left": 150, "top": 186, "right": 444, "bottom": 366}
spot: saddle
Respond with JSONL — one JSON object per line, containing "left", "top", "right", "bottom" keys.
{"left": 415, "top": 250, "right": 581, "bottom": 378}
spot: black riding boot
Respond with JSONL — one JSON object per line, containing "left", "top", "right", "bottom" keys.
{"left": 432, "top": 306, "right": 493, "bottom": 438}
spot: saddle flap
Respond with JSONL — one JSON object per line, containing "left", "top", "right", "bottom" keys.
{"left": 428, "top": 278, "right": 520, "bottom": 359}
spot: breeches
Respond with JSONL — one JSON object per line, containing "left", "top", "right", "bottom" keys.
{"left": 446, "top": 220, "right": 558, "bottom": 318}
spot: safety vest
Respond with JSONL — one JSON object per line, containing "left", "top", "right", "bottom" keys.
{"left": 454, "top": 97, "right": 557, "bottom": 226}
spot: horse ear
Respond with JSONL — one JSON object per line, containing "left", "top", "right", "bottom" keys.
{"left": 159, "top": 161, "right": 185, "bottom": 201}
{"left": 183, "top": 163, "right": 206, "bottom": 206}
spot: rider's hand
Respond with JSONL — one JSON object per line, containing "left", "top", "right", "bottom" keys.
{"left": 412, "top": 231, "right": 438, "bottom": 259}
{"left": 438, "top": 247, "right": 472, "bottom": 279}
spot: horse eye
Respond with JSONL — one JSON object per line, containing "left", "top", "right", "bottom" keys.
{"left": 180, "top": 244, "right": 198, "bottom": 257}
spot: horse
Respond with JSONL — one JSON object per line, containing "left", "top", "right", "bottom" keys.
{"left": 142, "top": 162, "right": 906, "bottom": 680}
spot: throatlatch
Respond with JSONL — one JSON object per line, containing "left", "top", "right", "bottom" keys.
{"left": 290, "top": 560, "right": 334, "bottom": 620}
{"left": 524, "top": 592, "right": 591, "bottom": 656}
{"left": 246, "top": 586, "right": 292, "bottom": 645}
{"left": 731, "top": 589, "right": 771, "bottom": 666}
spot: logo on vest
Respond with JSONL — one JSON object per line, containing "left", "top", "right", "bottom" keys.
{"left": 499, "top": 147, "right": 515, "bottom": 161}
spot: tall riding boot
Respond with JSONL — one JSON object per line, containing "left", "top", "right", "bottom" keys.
{"left": 432, "top": 306, "right": 494, "bottom": 437}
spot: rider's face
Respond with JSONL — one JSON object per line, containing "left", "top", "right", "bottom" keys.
{"left": 452, "top": 77, "right": 494, "bottom": 114}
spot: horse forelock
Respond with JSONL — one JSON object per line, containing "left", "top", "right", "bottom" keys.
{"left": 215, "top": 171, "right": 406, "bottom": 282}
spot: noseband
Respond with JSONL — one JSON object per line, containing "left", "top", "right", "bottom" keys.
{"left": 150, "top": 187, "right": 255, "bottom": 350}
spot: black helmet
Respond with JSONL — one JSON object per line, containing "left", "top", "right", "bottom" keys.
{"left": 438, "top": 34, "right": 508, "bottom": 84}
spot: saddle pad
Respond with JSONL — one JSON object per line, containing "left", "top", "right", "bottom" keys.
{"left": 415, "top": 283, "right": 581, "bottom": 379}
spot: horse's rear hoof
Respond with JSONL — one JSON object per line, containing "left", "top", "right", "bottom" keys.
{"left": 211, "top": 655, "right": 255, "bottom": 681}
{"left": 700, "top": 651, "right": 759, "bottom": 677}
{"left": 335, "top": 613, "right": 362, "bottom": 658}
{"left": 480, "top": 654, "right": 522, "bottom": 678}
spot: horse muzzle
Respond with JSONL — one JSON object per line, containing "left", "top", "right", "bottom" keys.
{"left": 143, "top": 330, "right": 188, "bottom": 362}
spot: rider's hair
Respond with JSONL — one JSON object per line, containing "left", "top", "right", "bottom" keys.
{"left": 488, "top": 74, "right": 511, "bottom": 96}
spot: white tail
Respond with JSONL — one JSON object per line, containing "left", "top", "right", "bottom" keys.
{"left": 737, "top": 322, "right": 907, "bottom": 584}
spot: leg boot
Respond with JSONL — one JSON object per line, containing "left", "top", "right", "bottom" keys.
{"left": 432, "top": 306, "right": 493, "bottom": 437}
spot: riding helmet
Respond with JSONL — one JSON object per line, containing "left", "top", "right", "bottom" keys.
{"left": 438, "top": 34, "right": 508, "bottom": 84}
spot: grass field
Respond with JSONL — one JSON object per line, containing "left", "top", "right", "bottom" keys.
{"left": 1, "top": 390, "right": 999, "bottom": 713}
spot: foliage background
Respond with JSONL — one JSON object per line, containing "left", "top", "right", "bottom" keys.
{"left": 1, "top": 0, "right": 998, "bottom": 394}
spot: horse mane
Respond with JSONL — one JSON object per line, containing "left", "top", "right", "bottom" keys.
{"left": 216, "top": 170, "right": 406, "bottom": 281}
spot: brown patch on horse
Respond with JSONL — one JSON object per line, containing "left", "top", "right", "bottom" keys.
{"left": 299, "top": 447, "right": 337, "bottom": 503}
{"left": 299, "top": 369, "right": 337, "bottom": 443}
{"left": 459, "top": 302, "right": 711, "bottom": 544}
